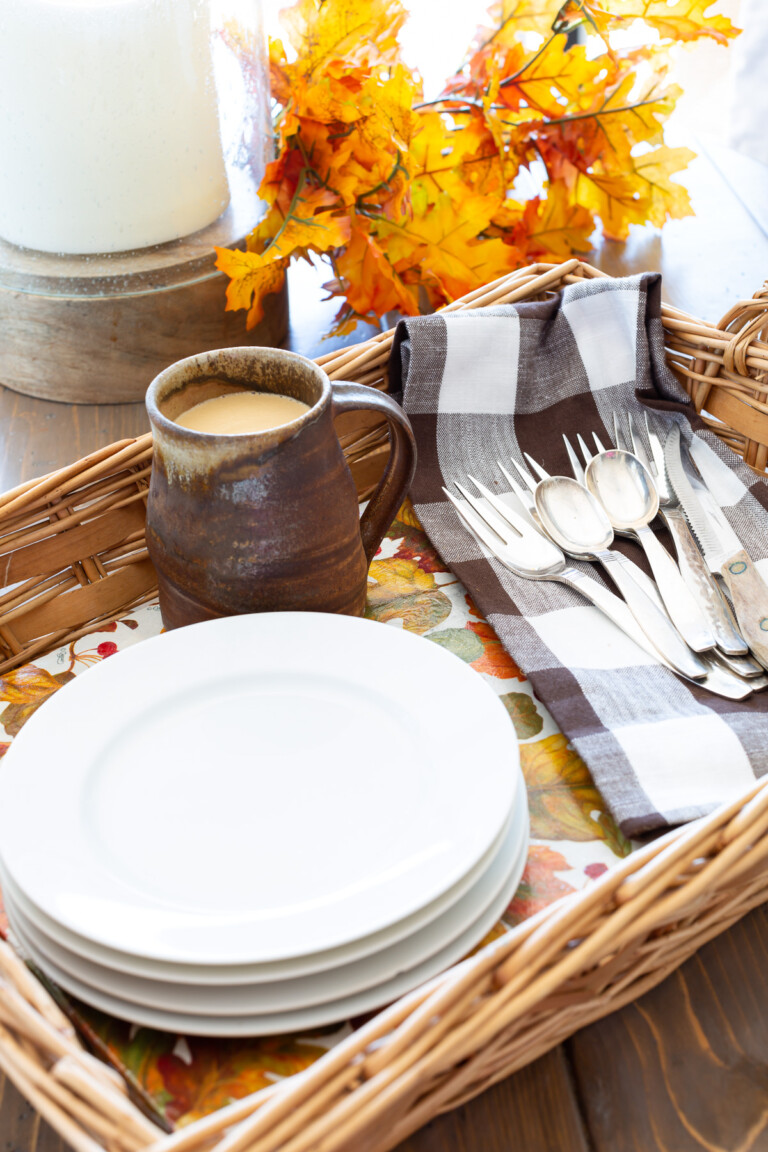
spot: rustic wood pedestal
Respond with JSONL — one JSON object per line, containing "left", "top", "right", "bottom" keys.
{"left": 0, "top": 194, "right": 288, "bottom": 404}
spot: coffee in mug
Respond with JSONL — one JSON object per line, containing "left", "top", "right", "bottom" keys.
{"left": 176, "top": 389, "right": 310, "bottom": 435}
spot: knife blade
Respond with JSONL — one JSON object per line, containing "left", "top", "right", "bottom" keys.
{"left": 665, "top": 422, "right": 768, "bottom": 669}
{"left": 664, "top": 424, "right": 739, "bottom": 566}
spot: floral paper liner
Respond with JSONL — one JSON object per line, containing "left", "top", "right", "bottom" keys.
{"left": 0, "top": 501, "right": 628, "bottom": 1129}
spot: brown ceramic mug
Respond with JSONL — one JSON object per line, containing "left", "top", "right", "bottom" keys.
{"left": 145, "top": 347, "right": 417, "bottom": 630}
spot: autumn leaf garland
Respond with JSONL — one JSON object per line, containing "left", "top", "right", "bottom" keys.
{"left": 215, "top": 0, "right": 738, "bottom": 335}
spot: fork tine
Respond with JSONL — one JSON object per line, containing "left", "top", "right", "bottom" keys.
{"left": 627, "top": 411, "right": 652, "bottom": 471}
{"left": 454, "top": 480, "right": 520, "bottom": 543}
{"left": 497, "top": 461, "right": 536, "bottom": 510}
{"left": 444, "top": 488, "right": 509, "bottom": 555}
{"left": 505, "top": 456, "right": 539, "bottom": 494}
{"left": 562, "top": 434, "right": 585, "bottom": 485}
{"left": 576, "top": 434, "right": 594, "bottom": 466}
{"left": 523, "top": 452, "right": 550, "bottom": 481}
{"left": 612, "top": 411, "right": 627, "bottom": 452}
{"left": 593, "top": 431, "right": 608, "bottom": 454}
{"left": 644, "top": 410, "right": 663, "bottom": 477}
{"left": 467, "top": 476, "right": 537, "bottom": 537}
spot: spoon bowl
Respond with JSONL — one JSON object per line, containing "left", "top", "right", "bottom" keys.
{"left": 585, "top": 449, "right": 659, "bottom": 532}
{"left": 585, "top": 446, "right": 716, "bottom": 654}
{"left": 534, "top": 475, "right": 614, "bottom": 556}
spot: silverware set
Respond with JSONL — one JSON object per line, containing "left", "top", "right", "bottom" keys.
{"left": 444, "top": 413, "right": 768, "bottom": 699}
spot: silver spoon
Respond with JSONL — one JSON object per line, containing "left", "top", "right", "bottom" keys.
{"left": 584, "top": 448, "right": 716, "bottom": 654}
{"left": 532, "top": 473, "right": 707, "bottom": 680}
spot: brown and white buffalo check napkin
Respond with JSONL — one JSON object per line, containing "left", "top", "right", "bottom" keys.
{"left": 390, "top": 273, "right": 768, "bottom": 837}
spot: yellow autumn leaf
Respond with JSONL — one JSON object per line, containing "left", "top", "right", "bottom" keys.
{"left": 366, "top": 558, "right": 452, "bottom": 633}
{"left": 580, "top": 0, "right": 739, "bottom": 44}
{"left": 470, "top": 0, "right": 564, "bottom": 48}
{"left": 409, "top": 113, "right": 504, "bottom": 207}
{"left": 367, "top": 557, "right": 439, "bottom": 601}
{"left": 378, "top": 191, "right": 523, "bottom": 303}
{"left": 0, "top": 665, "right": 75, "bottom": 738}
{"left": 216, "top": 185, "right": 350, "bottom": 316}
{"left": 632, "top": 144, "right": 695, "bottom": 228}
{"left": 395, "top": 498, "right": 423, "bottom": 530}
{"left": 279, "top": 0, "right": 407, "bottom": 71}
{"left": 521, "top": 734, "right": 629, "bottom": 855}
{"left": 497, "top": 37, "right": 614, "bottom": 119}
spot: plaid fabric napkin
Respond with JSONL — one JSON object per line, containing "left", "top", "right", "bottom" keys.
{"left": 390, "top": 273, "right": 768, "bottom": 837}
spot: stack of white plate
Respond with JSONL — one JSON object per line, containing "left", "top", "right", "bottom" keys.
{"left": 0, "top": 613, "right": 528, "bottom": 1036}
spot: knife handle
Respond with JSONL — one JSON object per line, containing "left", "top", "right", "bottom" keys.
{"left": 661, "top": 508, "right": 749, "bottom": 656}
{"left": 597, "top": 550, "right": 707, "bottom": 679}
{"left": 720, "top": 551, "right": 768, "bottom": 670}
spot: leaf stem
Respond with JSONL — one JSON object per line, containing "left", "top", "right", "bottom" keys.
{"left": 262, "top": 172, "right": 307, "bottom": 255}
{"left": 497, "top": 32, "right": 559, "bottom": 91}
{"left": 414, "top": 97, "right": 481, "bottom": 113}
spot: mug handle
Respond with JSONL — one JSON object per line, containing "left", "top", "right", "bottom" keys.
{"left": 331, "top": 381, "right": 417, "bottom": 564}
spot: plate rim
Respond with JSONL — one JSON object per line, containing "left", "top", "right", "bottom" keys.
{"left": 11, "top": 799, "right": 529, "bottom": 1036}
{"left": 0, "top": 794, "right": 514, "bottom": 984}
{"left": 5, "top": 787, "right": 529, "bottom": 1014}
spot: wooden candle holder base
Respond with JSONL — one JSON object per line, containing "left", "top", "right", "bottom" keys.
{"left": 0, "top": 272, "right": 288, "bottom": 405}
{"left": 0, "top": 172, "right": 287, "bottom": 405}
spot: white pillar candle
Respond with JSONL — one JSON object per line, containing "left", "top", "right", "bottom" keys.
{"left": 0, "top": 0, "right": 230, "bottom": 255}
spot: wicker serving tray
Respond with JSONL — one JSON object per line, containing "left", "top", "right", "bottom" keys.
{"left": 1, "top": 259, "right": 768, "bottom": 1152}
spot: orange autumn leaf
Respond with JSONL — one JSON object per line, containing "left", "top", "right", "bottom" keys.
{"left": 158, "top": 1038, "right": 327, "bottom": 1126}
{"left": 467, "top": 620, "right": 525, "bottom": 681}
{"left": 215, "top": 185, "right": 350, "bottom": 320}
{"left": 496, "top": 37, "right": 611, "bottom": 119}
{"left": 334, "top": 225, "right": 417, "bottom": 319}
{"left": 505, "top": 845, "right": 576, "bottom": 925}
{"left": 492, "top": 184, "right": 593, "bottom": 260}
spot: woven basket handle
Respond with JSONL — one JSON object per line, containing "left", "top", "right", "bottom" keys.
{"left": 331, "top": 381, "right": 417, "bottom": 564}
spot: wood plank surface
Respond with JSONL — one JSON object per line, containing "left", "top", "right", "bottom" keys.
{"left": 395, "top": 1049, "right": 591, "bottom": 1152}
{"left": 0, "top": 145, "right": 767, "bottom": 1151}
{"left": 569, "top": 905, "right": 768, "bottom": 1152}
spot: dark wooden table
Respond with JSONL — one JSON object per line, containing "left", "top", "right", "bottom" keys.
{"left": 3, "top": 144, "right": 768, "bottom": 1152}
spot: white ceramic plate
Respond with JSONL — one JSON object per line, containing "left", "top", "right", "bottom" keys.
{"left": 5, "top": 784, "right": 528, "bottom": 1015}
{"left": 0, "top": 613, "right": 518, "bottom": 965}
{"left": 0, "top": 797, "right": 511, "bottom": 985}
{"left": 12, "top": 802, "right": 528, "bottom": 1036}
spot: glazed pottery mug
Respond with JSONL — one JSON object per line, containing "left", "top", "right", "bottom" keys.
{"left": 145, "top": 347, "right": 417, "bottom": 629}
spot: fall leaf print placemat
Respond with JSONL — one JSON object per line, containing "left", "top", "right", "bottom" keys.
{"left": 0, "top": 501, "right": 628, "bottom": 1129}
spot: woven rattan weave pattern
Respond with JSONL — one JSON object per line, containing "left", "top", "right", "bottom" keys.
{"left": 1, "top": 259, "right": 768, "bottom": 1152}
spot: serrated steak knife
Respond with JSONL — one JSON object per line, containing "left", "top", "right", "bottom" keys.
{"left": 665, "top": 422, "right": 768, "bottom": 669}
